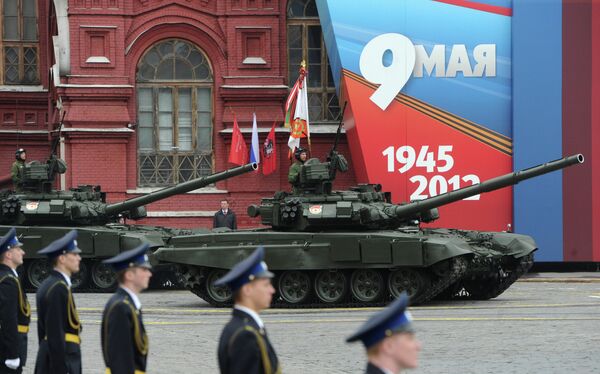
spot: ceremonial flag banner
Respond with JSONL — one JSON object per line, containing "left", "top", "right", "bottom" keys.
{"left": 286, "top": 65, "right": 310, "bottom": 153}
{"left": 262, "top": 122, "right": 277, "bottom": 175}
{"left": 228, "top": 115, "right": 248, "bottom": 165}
{"left": 250, "top": 112, "right": 260, "bottom": 164}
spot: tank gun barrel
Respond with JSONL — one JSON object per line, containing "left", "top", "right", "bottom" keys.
{"left": 390, "top": 154, "right": 584, "bottom": 218}
{"left": 105, "top": 162, "right": 257, "bottom": 216}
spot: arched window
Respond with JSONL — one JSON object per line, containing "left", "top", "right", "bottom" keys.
{"left": 136, "top": 39, "right": 213, "bottom": 186}
{"left": 287, "top": 0, "right": 340, "bottom": 122}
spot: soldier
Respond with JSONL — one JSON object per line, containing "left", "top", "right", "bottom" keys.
{"left": 0, "top": 228, "right": 30, "bottom": 374}
{"left": 101, "top": 243, "right": 152, "bottom": 374}
{"left": 10, "top": 149, "right": 26, "bottom": 192}
{"left": 34, "top": 230, "right": 82, "bottom": 374}
{"left": 215, "top": 247, "right": 280, "bottom": 374}
{"left": 346, "top": 292, "right": 421, "bottom": 374}
{"left": 287, "top": 147, "right": 307, "bottom": 194}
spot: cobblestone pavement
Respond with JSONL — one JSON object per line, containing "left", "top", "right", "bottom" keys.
{"left": 21, "top": 281, "right": 600, "bottom": 374}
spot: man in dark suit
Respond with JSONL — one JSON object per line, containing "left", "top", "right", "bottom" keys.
{"left": 213, "top": 199, "right": 237, "bottom": 229}
{"left": 214, "top": 247, "right": 280, "bottom": 374}
{"left": 100, "top": 242, "right": 152, "bottom": 374}
{"left": 0, "top": 228, "right": 30, "bottom": 374}
{"left": 34, "top": 230, "right": 82, "bottom": 374}
{"left": 346, "top": 292, "right": 421, "bottom": 374}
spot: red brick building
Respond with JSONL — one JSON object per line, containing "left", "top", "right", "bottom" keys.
{"left": 0, "top": 0, "right": 356, "bottom": 228}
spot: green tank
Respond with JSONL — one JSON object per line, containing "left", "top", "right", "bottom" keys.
{"left": 0, "top": 155, "right": 257, "bottom": 290}
{"left": 153, "top": 152, "right": 584, "bottom": 307}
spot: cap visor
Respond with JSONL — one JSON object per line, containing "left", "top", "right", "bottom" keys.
{"left": 138, "top": 262, "right": 153, "bottom": 270}
{"left": 257, "top": 269, "right": 274, "bottom": 279}
{"left": 72, "top": 247, "right": 82, "bottom": 254}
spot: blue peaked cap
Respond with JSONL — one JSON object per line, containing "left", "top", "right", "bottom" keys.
{"left": 0, "top": 227, "right": 22, "bottom": 255}
{"left": 213, "top": 247, "right": 274, "bottom": 291}
{"left": 346, "top": 292, "right": 415, "bottom": 348}
{"left": 102, "top": 243, "right": 152, "bottom": 271}
{"left": 37, "top": 230, "right": 82, "bottom": 257}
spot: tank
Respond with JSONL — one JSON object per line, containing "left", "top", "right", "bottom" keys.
{"left": 0, "top": 154, "right": 257, "bottom": 290}
{"left": 152, "top": 152, "right": 584, "bottom": 307}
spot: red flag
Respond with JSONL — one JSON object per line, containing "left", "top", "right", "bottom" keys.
{"left": 262, "top": 122, "right": 277, "bottom": 175}
{"left": 228, "top": 115, "right": 248, "bottom": 165}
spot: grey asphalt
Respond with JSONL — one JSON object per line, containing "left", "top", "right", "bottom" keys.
{"left": 20, "top": 278, "right": 600, "bottom": 374}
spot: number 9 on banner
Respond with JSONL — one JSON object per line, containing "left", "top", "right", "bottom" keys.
{"left": 359, "top": 33, "right": 416, "bottom": 110}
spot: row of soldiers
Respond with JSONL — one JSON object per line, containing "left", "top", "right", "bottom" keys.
{"left": 0, "top": 228, "right": 421, "bottom": 374}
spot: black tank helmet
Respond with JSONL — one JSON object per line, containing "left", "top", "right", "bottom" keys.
{"left": 15, "top": 148, "right": 26, "bottom": 160}
{"left": 294, "top": 147, "right": 307, "bottom": 161}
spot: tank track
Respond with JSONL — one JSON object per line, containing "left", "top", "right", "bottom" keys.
{"left": 441, "top": 253, "right": 535, "bottom": 300}
{"left": 176, "top": 255, "right": 469, "bottom": 308}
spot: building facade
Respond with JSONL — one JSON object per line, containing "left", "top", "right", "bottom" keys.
{"left": 0, "top": 0, "right": 355, "bottom": 228}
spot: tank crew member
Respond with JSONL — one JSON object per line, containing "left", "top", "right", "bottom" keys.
{"left": 215, "top": 247, "right": 280, "bottom": 374}
{"left": 346, "top": 292, "right": 421, "bottom": 374}
{"left": 288, "top": 147, "right": 307, "bottom": 194}
{"left": 10, "top": 149, "right": 26, "bottom": 192}
{"left": 34, "top": 230, "right": 82, "bottom": 374}
{"left": 0, "top": 228, "right": 31, "bottom": 374}
{"left": 101, "top": 243, "right": 152, "bottom": 374}
{"left": 213, "top": 199, "right": 237, "bottom": 230}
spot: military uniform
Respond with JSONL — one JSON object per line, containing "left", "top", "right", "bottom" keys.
{"left": 365, "top": 362, "right": 388, "bottom": 374}
{"left": 287, "top": 161, "right": 303, "bottom": 194}
{"left": 34, "top": 230, "right": 82, "bottom": 374}
{"left": 101, "top": 288, "right": 148, "bottom": 374}
{"left": 9, "top": 160, "right": 24, "bottom": 192}
{"left": 101, "top": 243, "right": 152, "bottom": 374}
{"left": 0, "top": 264, "right": 31, "bottom": 374}
{"left": 217, "top": 307, "right": 279, "bottom": 374}
{"left": 215, "top": 247, "right": 280, "bottom": 374}
{"left": 34, "top": 271, "right": 82, "bottom": 374}
{"left": 347, "top": 292, "right": 418, "bottom": 374}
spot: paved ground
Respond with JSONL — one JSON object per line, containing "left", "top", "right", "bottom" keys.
{"left": 21, "top": 279, "right": 600, "bottom": 374}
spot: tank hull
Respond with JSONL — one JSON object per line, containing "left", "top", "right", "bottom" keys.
{"left": 152, "top": 227, "right": 537, "bottom": 307}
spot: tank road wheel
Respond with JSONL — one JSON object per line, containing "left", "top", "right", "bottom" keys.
{"left": 388, "top": 268, "right": 429, "bottom": 301}
{"left": 90, "top": 261, "right": 117, "bottom": 291}
{"left": 278, "top": 271, "right": 311, "bottom": 304}
{"left": 350, "top": 269, "right": 385, "bottom": 303}
{"left": 205, "top": 269, "right": 232, "bottom": 305}
{"left": 26, "top": 259, "right": 50, "bottom": 289}
{"left": 71, "top": 261, "right": 89, "bottom": 290}
{"left": 314, "top": 270, "right": 348, "bottom": 304}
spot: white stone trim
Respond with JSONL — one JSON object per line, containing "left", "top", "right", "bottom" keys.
{"left": 242, "top": 57, "right": 267, "bottom": 64}
{"left": 220, "top": 125, "right": 345, "bottom": 134}
{"left": 80, "top": 25, "right": 118, "bottom": 29}
{"left": 59, "top": 127, "right": 134, "bottom": 133}
{"left": 146, "top": 210, "right": 217, "bottom": 217}
{"left": 0, "top": 85, "right": 46, "bottom": 92}
{"left": 0, "top": 130, "right": 48, "bottom": 134}
{"left": 53, "top": 0, "right": 70, "bottom": 75}
{"left": 220, "top": 85, "right": 288, "bottom": 89}
{"left": 55, "top": 84, "right": 134, "bottom": 88}
{"left": 85, "top": 56, "right": 111, "bottom": 63}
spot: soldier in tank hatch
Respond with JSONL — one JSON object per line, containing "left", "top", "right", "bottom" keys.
{"left": 215, "top": 246, "right": 280, "bottom": 374}
{"left": 347, "top": 292, "right": 421, "bottom": 374}
{"left": 101, "top": 243, "right": 152, "bottom": 374}
{"left": 0, "top": 228, "right": 31, "bottom": 374}
{"left": 34, "top": 230, "right": 82, "bottom": 374}
{"left": 288, "top": 147, "right": 308, "bottom": 194}
{"left": 10, "top": 149, "right": 26, "bottom": 192}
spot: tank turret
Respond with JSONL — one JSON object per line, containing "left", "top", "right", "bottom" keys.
{"left": 248, "top": 154, "right": 584, "bottom": 231}
{"left": 1, "top": 160, "right": 257, "bottom": 226}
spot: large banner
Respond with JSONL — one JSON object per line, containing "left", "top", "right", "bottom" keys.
{"left": 317, "top": 0, "right": 513, "bottom": 230}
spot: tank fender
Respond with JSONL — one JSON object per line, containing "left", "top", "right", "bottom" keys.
{"left": 422, "top": 238, "right": 474, "bottom": 266}
{"left": 487, "top": 232, "right": 538, "bottom": 258}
